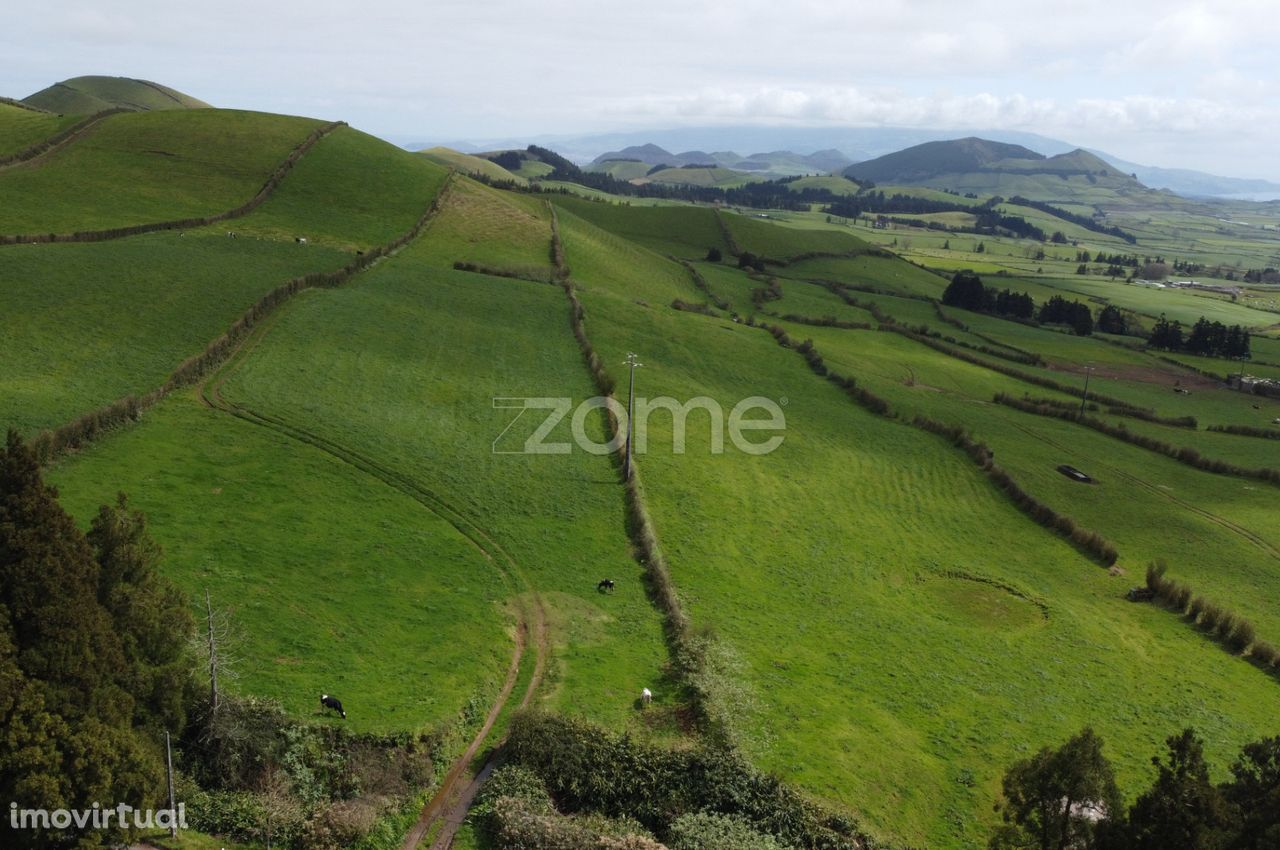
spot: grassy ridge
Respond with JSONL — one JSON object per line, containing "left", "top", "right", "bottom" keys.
{"left": 0, "top": 109, "right": 321, "bottom": 233}
{"left": 190, "top": 127, "right": 451, "bottom": 250}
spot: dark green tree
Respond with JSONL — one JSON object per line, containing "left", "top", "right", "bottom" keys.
{"left": 1127, "top": 729, "right": 1232, "bottom": 850}
{"left": 0, "top": 431, "right": 185, "bottom": 848}
{"left": 942, "top": 271, "right": 989, "bottom": 311}
{"left": 991, "top": 727, "right": 1121, "bottom": 850}
{"left": 1220, "top": 736, "right": 1280, "bottom": 850}
{"left": 706, "top": 246, "right": 723, "bottom": 262}
{"left": 1097, "top": 306, "right": 1127, "bottom": 335}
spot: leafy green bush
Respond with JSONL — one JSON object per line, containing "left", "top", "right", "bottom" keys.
{"left": 505, "top": 712, "right": 866, "bottom": 850}
{"left": 668, "top": 811, "right": 788, "bottom": 850}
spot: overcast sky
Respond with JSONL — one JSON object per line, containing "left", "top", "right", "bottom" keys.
{"left": 7, "top": 0, "right": 1279, "bottom": 179}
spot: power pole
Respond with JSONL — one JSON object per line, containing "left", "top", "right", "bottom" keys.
{"left": 623, "top": 352, "right": 642, "bottom": 480}
{"left": 204, "top": 589, "right": 219, "bottom": 715}
{"left": 1078, "top": 365, "right": 1094, "bottom": 419}
{"left": 165, "top": 731, "right": 177, "bottom": 838}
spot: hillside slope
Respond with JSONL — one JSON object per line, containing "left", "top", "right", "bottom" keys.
{"left": 23, "top": 75, "right": 211, "bottom": 113}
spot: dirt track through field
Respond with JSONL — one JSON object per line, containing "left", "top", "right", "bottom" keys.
{"left": 195, "top": 201, "right": 551, "bottom": 850}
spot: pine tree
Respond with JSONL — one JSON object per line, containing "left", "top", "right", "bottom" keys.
{"left": 1127, "top": 730, "right": 1232, "bottom": 850}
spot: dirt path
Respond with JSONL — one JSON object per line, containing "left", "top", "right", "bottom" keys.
{"left": 1007, "top": 419, "right": 1280, "bottom": 561}
{"left": 195, "top": 209, "right": 551, "bottom": 850}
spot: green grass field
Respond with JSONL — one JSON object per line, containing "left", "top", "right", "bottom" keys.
{"left": 0, "top": 232, "right": 349, "bottom": 435}
{"left": 49, "top": 388, "right": 513, "bottom": 735}
{"left": 210, "top": 184, "right": 673, "bottom": 733}
{"left": 0, "top": 109, "right": 321, "bottom": 233}
{"left": 0, "top": 102, "right": 81, "bottom": 156}
{"left": 418, "top": 147, "right": 526, "bottom": 185}
{"left": 12, "top": 106, "right": 1280, "bottom": 850}
{"left": 190, "top": 127, "right": 451, "bottom": 250}
{"left": 557, "top": 225, "right": 1280, "bottom": 847}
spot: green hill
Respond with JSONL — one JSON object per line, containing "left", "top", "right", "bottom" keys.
{"left": 846, "top": 137, "right": 1043, "bottom": 183}
{"left": 845, "top": 138, "right": 1146, "bottom": 204}
{"left": 418, "top": 145, "right": 526, "bottom": 184}
{"left": 7, "top": 103, "right": 1280, "bottom": 850}
{"left": 23, "top": 75, "right": 211, "bottom": 113}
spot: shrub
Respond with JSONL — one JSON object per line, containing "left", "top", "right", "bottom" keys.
{"left": 1228, "top": 619, "right": 1256, "bottom": 654}
{"left": 1216, "top": 612, "right": 1239, "bottom": 640}
{"left": 667, "top": 811, "right": 786, "bottom": 850}
{"left": 1251, "top": 641, "right": 1280, "bottom": 668}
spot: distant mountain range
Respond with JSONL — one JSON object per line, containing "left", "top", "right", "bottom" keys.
{"left": 587, "top": 143, "right": 851, "bottom": 177}
{"left": 403, "top": 125, "right": 1280, "bottom": 201}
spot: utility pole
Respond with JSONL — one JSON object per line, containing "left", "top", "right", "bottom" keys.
{"left": 204, "top": 589, "right": 219, "bottom": 716}
{"left": 1078, "top": 365, "right": 1094, "bottom": 419}
{"left": 623, "top": 352, "right": 642, "bottom": 480}
{"left": 165, "top": 731, "right": 177, "bottom": 838}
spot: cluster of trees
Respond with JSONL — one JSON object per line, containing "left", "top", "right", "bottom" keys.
{"left": 1149, "top": 314, "right": 1252, "bottom": 359}
{"left": 1038, "top": 295, "right": 1095, "bottom": 336}
{"left": 1, "top": 431, "right": 194, "bottom": 848}
{"left": 942, "top": 272, "right": 1126, "bottom": 337}
{"left": 1097, "top": 304, "right": 1129, "bottom": 335}
{"left": 992, "top": 727, "right": 1280, "bottom": 850}
{"left": 941, "top": 272, "right": 1034, "bottom": 321}
{"left": 1243, "top": 267, "right": 1280, "bottom": 284}
{"left": 1008, "top": 196, "right": 1138, "bottom": 243}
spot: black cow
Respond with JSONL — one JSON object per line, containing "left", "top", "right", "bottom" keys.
{"left": 320, "top": 694, "right": 346, "bottom": 719}
{"left": 597, "top": 579, "right": 616, "bottom": 594}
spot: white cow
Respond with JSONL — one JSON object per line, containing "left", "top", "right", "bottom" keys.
{"left": 640, "top": 687, "right": 652, "bottom": 707}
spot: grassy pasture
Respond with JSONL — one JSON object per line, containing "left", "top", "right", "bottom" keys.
{"left": 48, "top": 389, "right": 512, "bottom": 735}
{"left": 0, "top": 109, "right": 321, "bottom": 234}
{"left": 214, "top": 186, "right": 673, "bottom": 734}
{"left": 586, "top": 160, "right": 651, "bottom": 181}
{"left": 190, "top": 127, "right": 451, "bottom": 250}
{"left": 784, "top": 174, "right": 863, "bottom": 196}
{"left": 549, "top": 196, "right": 728, "bottom": 258}
{"left": 793, "top": 324, "right": 1280, "bottom": 632}
{"left": 418, "top": 147, "right": 526, "bottom": 185}
{"left": 721, "top": 209, "right": 869, "bottom": 259}
{"left": 643, "top": 166, "right": 759, "bottom": 188}
{"left": 0, "top": 232, "right": 349, "bottom": 436}
{"left": 566, "top": 246, "right": 1280, "bottom": 848}
{"left": 0, "top": 102, "right": 81, "bottom": 156}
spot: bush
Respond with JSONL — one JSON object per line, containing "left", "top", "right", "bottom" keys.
{"left": 1251, "top": 641, "right": 1280, "bottom": 667}
{"left": 1228, "top": 619, "right": 1256, "bottom": 654}
{"left": 667, "top": 811, "right": 786, "bottom": 850}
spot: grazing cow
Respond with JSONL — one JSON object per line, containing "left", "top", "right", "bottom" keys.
{"left": 295, "top": 237, "right": 308, "bottom": 244}
{"left": 640, "top": 688, "right": 652, "bottom": 707}
{"left": 597, "top": 578, "right": 616, "bottom": 593}
{"left": 320, "top": 694, "right": 346, "bottom": 719}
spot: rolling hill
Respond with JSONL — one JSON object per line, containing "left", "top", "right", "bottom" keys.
{"left": 844, "top": 137, "right": 1146, "bottom": 202}
{"left": 5, "top": 92, "right": 1280, "bottom": 850}
{"left": 23, "top": 75, "right": 211, "bottom": 113}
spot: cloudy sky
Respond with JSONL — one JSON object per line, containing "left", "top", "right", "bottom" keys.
{"left": 7, "top": 0, "right": 1279, "bottom": 179}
